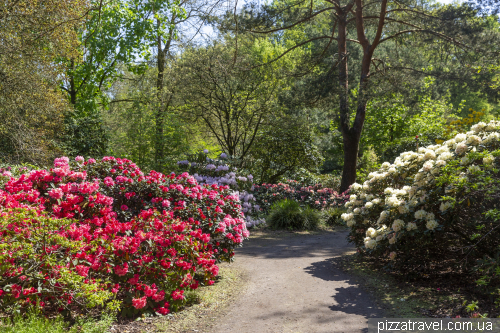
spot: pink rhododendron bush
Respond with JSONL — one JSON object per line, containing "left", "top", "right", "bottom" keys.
{"left": 252, "top": 180, "right": 349, "bottom": 213}
{"left": 343, "top": 121, "right": 500, "bottom": 280}
{"left": 0, "top": 156, "right": 249, "bottom": 317}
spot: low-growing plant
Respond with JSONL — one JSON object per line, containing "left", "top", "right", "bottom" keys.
{"left": 267, "top": 199, "right": 320, "bottom": 230}
{"left": 0, "top": 309, "right": 115, "bottom": 333}
{"left": 321, "top": 207, "right": 347, "bottom": 227}
{"left": 301, "top": 206, "right": 321, "bottom": 230}
{"left": 1, "top": 311, "right": 70, "bottom": 333}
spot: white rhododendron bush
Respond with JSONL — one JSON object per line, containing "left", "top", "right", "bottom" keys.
{"left": 343, "top": 121, "right": 500, "bottom": 275}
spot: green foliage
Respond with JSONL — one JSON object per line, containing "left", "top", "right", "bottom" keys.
{"left": 63, "top": 0, "right": 185, "bottom": 112}
{"left": 0, "top": 310, "right": 115, "bottom": 333}
{"left": 356, "top": 147, "right": 380, "bottom": 184}
{"left": 267, "top": 199, "right": 320, "bottom": 230}
{"left": 321, "top": 207, "right": 347, "bottom": 227}
{"left": 1, "top": 311, "right": 68, "bottom": 333}
{"left": 105, "top": 67, "right": 191, "bottom": 172}
{"left": 248, "top": 115, "right": 323, "bottom": 183}
{"left": 60, "top": 110, "right": 109, "bottom": 158}
{"left": 179, "top": 38, "right": 282, "bottom": 160}
{"left": 0, "top": 0, "right": 88, "bottom": 165}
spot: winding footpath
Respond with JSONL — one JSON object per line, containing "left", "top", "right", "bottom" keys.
{"left": 210, "top": 230, "right": 383, "bottom": 333}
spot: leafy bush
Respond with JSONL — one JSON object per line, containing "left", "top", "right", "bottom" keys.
{"left": 301, "top": 206, "right": 321, "bottom": 230}
{"left": 0, "top": 309, "right": 114, "bottom": 333}
{"left": 342, "top": 121, "right": 500, "bottom": 283}
{"left": 321, "top": 207, "right": 347, "bottom": 227}
{"left": 0, "top": 156, "right": 248, "bottom": 317}
{"left": 177, "top": 151, "right": 253, "bottom": 192}
{"left": 0, "top": 207, "right": 115, "bottom": 315}
{"left": 267, "top": 199, "right": 320, "bottom": 230}
{"left": 177, "top": 151, "right": 264, "bottom": 228}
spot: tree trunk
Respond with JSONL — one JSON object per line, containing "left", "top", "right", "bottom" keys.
{"left": 69, "top": 59, "right": 77, "bottom": 105}
{"left": 338, "top": 10, "right": 358, "bottom": 194}
{"left": 340, "top": 130, "right": 359, "bottom": 193}
{"left": 338, "top": 0, "right": 384, "bottom": 193}
{"left": 339, "top": 89, "right": 368, "bottom": 193}
{"left": 155, "top": 18, "right": 165, "bottom": 171}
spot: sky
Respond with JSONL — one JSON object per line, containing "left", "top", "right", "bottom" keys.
{"left": 437, "top": 0, "right": 463, "bottom": 3}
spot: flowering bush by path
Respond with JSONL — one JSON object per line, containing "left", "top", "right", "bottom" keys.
{"left": 0, "top": 156, "right": 249, "bottom": 317}
{"left": 175, "top": 150, "right": 348, "bottom": 229}
{"left": 342, "top": 121, "right": 500, "bottom": 281}
{"left": 252, "top": 180, "right": 349, "bottom": 214}
{"left": 177, "top": 151, "right": 263, "bottom": 227}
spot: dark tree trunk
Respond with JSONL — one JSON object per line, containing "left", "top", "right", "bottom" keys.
{"left": 69, "top": 59, "right": 76, "bottom": 105}
{"left": 339, "top": 102, "right": 366, "bottom": 193}
{"left": 340, "top": 130, "right": 360, "bottom": 193}
{"left": 337, "top": 0, "right": 386, "bottom": 193}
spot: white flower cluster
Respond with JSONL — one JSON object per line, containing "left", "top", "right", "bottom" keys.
{"left": 342, "top": 120, "right": 500, "bottom": 254}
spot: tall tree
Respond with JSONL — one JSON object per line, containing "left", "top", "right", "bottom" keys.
{"left": 237, "top": 0, "right": 498, "bottom": 192}
{"left": 60, "top": 0, "right": 185, "bottom": 158}
{"left": 179, "top": 39, "right": 283, "bottom": 160}
{"left": 151, "top": 0, "right": 226, "bottom": 170}
{"left": 0, "top": 0, "right": 90, "bottom": 164}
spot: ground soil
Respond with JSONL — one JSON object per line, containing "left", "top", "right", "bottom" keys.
{"left": 206, "top": 229, "right": 384, "bottom": 333}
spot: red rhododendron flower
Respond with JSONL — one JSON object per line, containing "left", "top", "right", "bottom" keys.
{"left": 75, "top": 265, "right": 90, "bottom": 277}
{"left": 144, "top": 284, "right": 157, "bottom": 297}
{"left": 48, "top": 188, "right": 64, "bottom": 200}
{"left": 132, "top": 296, "right": 147, "bottom": 309}
{"left": 114, "top": 263, "right": 128, "bottom": 276}
{"left": 0, "top": 155, "right": 249, "bottom": 316}
{"left": 171, "top": 289, "right": 184, "bottom": 300}
{"left": 151, "top": 290, "right": 165, "bottom": 301}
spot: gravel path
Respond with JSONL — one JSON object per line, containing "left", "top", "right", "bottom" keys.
{"left": 210, "top": 230, "right": 383, "bottom": 333}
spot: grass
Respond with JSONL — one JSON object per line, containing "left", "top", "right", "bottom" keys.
{"left": 266, "top": 199, "right": 321, "bottom": 230}
{"left": 0, "top": 311, "right": 115, "bottom": 333}
{"left": 337, "top": 252, "right": 499, "bottom": 318}
{"left": 153, "top": 263, "right": 244, "bottom": 332}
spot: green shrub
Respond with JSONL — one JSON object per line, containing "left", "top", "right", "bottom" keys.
{"left": 0, "top": 310, "right": 114, "bottom": 333}
{"left": 301, "top": 206, "right": 321, "bottom": 230}
{"left": 267, "top": 199, "right": 320, "bottom": 230}
{"left": 321, "top": 207, "right": 346, "bottom": 227}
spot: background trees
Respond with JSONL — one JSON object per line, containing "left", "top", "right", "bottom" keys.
{"left": 0, "top": 0, "right": 90, "bottom": 164}
{"left": 0, "top": 0, "right": 499, "bottom": 191}
{"left": 235, "top": 0, "right": 500, "bottom": 191}
{"left": 180, "top": 39, "right": 281, "bottom": 160}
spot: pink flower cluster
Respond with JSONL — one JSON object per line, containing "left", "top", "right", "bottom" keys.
{"left": 252, "top": 180, "right": 349, "bottom": 212}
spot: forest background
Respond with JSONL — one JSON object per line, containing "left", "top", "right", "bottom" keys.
{"left": 1, "top": 0, "right": 499, "bottom": 192}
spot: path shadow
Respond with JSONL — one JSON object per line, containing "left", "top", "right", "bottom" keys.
{"left": 236, "top": 231, "right": 353, "bottom": 259}
{"left": 250, "top": 309, "right": 369, "bottom": 333}
{"left": 304, "top": 256, "right": 383, "bottom": 319}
